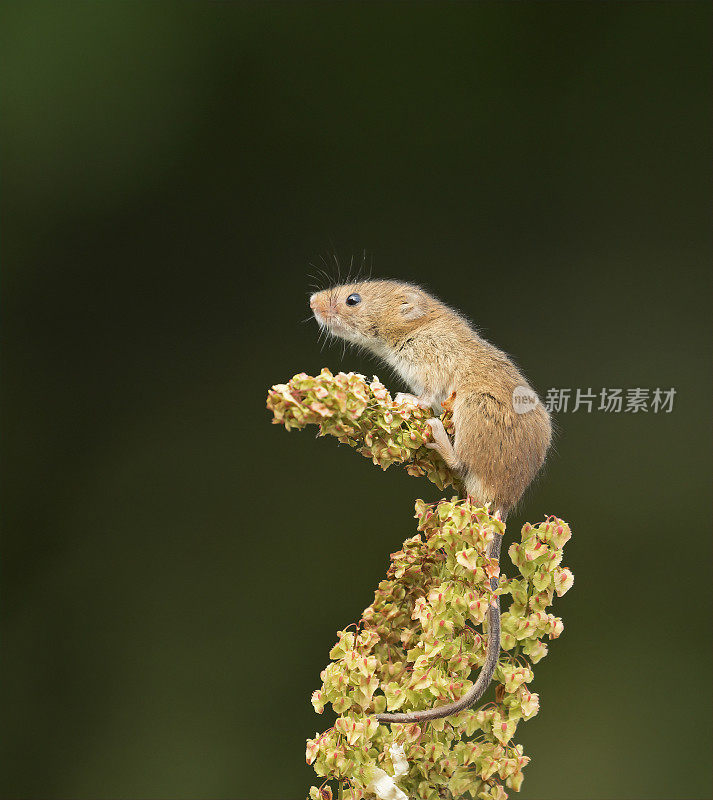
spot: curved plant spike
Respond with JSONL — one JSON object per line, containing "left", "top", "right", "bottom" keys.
{"left": 267, "top": 371, "right": 573, "bottom": 800}
{"left": 267, "top": 368, "right": 462, "bottom": 493}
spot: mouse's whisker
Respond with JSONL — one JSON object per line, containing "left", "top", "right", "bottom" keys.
{"left": 316, "top": 255, "right": 335, "bottom": 288}
{"left": 357, "top": 250, "right": 366, "bottom": 288}
{"left": 307, "top": 263, "right": 333, "bottom": 291}
{"left": 330, "top": 249, "right": 342, "bottom": 285}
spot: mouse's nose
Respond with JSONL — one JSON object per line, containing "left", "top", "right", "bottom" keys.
{"left": 310, "top": 292, "right": 333, "bottom": 319}
{"left": 310, "top": 293, "right": 329, "bottom": 314}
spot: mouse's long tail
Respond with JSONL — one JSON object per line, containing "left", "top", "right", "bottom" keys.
{"left": 374, "top": 524, "right": 503, "bottom": 725}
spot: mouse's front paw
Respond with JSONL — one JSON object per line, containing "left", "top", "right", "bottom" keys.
{"left": 395, "top": 392, "right": 433, "bottom": 411}
{"left": 394, "top": 391, "right": 419, "bottom": 406}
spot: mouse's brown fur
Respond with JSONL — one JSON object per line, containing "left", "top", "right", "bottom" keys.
{"left": 310, "top": 279, "right": 551, "bottom": 515}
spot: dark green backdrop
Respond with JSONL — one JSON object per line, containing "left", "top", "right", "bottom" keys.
{"left": 2, "top": 2, "right": 711, "bottom": 798}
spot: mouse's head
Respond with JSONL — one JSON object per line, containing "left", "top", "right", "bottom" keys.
{"left": 309, "top": 279, "right": 435, "bottom": 352}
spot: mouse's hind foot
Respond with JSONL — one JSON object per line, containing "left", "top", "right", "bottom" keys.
{"left": 424, "top": 417, "right": 460, "bottom": 470}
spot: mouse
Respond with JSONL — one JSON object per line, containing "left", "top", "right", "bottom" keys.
{"left": 309, "top": 279, "right": 551, "bottom": 515}
{"left": 309, "top": 278, "right": 552, "bottom": 723}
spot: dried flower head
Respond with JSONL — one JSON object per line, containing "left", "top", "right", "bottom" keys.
{"left": 267, "top": 369, "right": 461, "bottom": 492}
{"left": 305, "top": 500, "right": 572, "bottom": 799}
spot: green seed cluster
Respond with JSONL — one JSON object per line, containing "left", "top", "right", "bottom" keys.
{"left": 267, "top": 369, "right": 460, "bottom": 491}
{"left": 305, "top": 501, "right": 573, "bottom": 800}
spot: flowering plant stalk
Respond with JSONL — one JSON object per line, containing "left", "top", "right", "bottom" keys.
{"left": 267, "top": 370, "right": 573, "bottom": 800}
{"left": 267, "top": 368, "right": 460, "bottom": 491}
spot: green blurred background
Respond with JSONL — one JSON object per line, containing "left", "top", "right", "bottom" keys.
{"left": 2, "top": 2, "right": 711, "bottom": 798}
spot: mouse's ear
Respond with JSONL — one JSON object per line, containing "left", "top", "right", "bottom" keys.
{"left": 400, "top": 291, "right": 427, "bottom": 321}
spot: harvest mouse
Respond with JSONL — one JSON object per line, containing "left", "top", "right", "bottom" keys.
{"left": 309, "top": 279, "right": 551, "bottom": 515}
{"left": 309, "top": 278, "right": 552, "bottom": 723}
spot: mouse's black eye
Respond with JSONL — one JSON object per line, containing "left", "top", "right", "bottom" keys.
{"left": 346, "top": 293, "right": 362, "bottom": 306}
